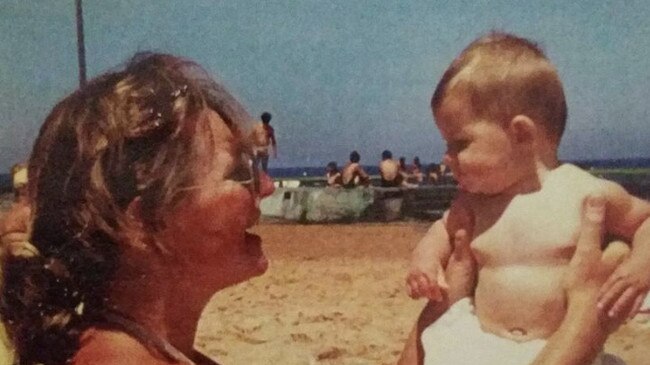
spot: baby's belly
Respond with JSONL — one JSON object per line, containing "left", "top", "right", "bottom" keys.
{"left": 474, "top": 265, "right": 567, "bottom": 342}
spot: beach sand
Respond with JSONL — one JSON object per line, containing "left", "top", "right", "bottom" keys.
{"left": 197, "top": 223, "right": 650, "bottom": 365}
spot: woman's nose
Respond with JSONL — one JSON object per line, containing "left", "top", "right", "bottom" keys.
{"left": 258, "top": 171, "right": 275, "bottom": 198}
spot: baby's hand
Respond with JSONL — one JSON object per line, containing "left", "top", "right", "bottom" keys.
{"left": 406, "top": 259, "right": 449, "bottom": 301}
{"left": 598, "top": 259, "right": 650, "bottom": 318}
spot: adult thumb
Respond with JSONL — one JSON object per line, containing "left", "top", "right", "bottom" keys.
{"left": 574, "top": 194, "right": 606, "bottom": 256}
{"left": 452, "top": 229, "right": 472, "bottom": 261}
{"left": 601, "top": 240, "right": 629, "bottom": 274}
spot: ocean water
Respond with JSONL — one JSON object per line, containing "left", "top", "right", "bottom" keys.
{"left": 1, "top": 158, "right": 649, "bottom": 190}
{"left": 267, "top": 158, "right": 650, "bottom": 178}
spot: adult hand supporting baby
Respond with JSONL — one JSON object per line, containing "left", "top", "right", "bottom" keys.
{"left": 531, "top": 194, "right": 630, "bottom": 365}
{"left": 397, "top": 229, "right": 476, "bottom": 365}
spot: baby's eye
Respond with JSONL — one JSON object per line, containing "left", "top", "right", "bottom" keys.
{"left": 447, "top": 140, "right": 470, "bottom": 153}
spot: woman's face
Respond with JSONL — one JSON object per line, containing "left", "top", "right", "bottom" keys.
{"left": 158, "top": 109, "right": 274, "bottom": 290}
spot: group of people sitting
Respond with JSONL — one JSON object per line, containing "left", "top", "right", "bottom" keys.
{"left": 325, "top": 150, "right": 448, "bottom": 188}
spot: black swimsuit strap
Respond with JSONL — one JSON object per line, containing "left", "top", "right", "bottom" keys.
{"left": 101, "top": 311, "right": 219, "bottom": 365}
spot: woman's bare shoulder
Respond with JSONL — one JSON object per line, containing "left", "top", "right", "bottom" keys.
{"left": 72, "top": 328, "right": 172, "bottom": 365}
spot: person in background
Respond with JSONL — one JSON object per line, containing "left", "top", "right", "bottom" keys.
{"left": 398, "top": 157, "right": 408, "bottom": 176}
{"left": 0, "top": 163, "right": 31, "bottom": 365}
{"left": 1, "top": 163, "right": 31, "bottom": 251}
{"left": 1, "top": 53, "right": 275, "bottom": 365}
{"left": 425, "top": 163, "right": 440, "bottom": 185}
{"left": 408, "top": 156, "right": 424, "bottom": 185}
{"left": 250, "top": 111, "right": 277, "bottom": 173}
{"left": 325, "top": 161, "right": 342, "bottom": 187}
{"left": 379, "top": 150, "right": 403, "bottom": 188}
{"left": 341, "top": 150, "right": 370, "bottom": 188}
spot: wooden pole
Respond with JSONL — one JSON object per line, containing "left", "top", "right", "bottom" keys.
{"left": 75, "top": 0, "right": 87, "bottom": 87}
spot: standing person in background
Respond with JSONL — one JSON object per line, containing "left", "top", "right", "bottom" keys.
{"left": 341, "top": 150, "right": 370, "bottom": 188}
{"left": 379, "top": 150, "right": 403, "bottom": 187}
{"left": 251, "top": 111, "right": 277, "bottom": 173}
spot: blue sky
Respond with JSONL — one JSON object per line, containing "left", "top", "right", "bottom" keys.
{"left": 1, "top": 0, "right": 649, "bottom": 171}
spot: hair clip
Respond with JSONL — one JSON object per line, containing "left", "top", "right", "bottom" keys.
{"left": 170, "top": 85, "right": 188, "bottom": 99}
{"left": 126, "top": 85, "right": 187, "bottom": 139}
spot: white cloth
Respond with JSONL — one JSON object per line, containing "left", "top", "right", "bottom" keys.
{"left": 422, "top": 298, "right": 625, "bottom": 365}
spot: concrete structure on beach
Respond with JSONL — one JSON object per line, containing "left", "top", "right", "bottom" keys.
{"left": 260, "top": 184, "right": 457, "bottom": 223}
{"left": 260, "top": 171, "right": 650, "bottom": 223}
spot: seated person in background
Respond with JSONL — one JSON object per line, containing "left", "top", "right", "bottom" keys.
{"left": 378, "top": 150, "right": 403, "bottom": 187}
{"left": 407, "top": 156, "right": 424, "bottom": 185}
{"left": 325, "top": 161, "right": 343, "bottom": 187}
{"left": 425, "top": 163, "right": 440, "bottom": 185}
{"left": 398, "top": 156, "right": 410, "bottom": 181}
{"left": 407, "top": 32, "right": 649, "bottom": 365}
{"left": 341, "top": 150, "right": 370, "bottom": 188}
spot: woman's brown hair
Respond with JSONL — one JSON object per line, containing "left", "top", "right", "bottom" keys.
{"left": 1, "top": 52, "right": 251, "bottom": 364}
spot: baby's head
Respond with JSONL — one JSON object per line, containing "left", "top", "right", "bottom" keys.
{"left": 431, "top": 32, "right": 566, "bottom": 194}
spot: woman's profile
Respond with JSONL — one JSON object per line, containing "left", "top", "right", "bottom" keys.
{"left": 1, "top": 53, "right": 274, "bottom": 365}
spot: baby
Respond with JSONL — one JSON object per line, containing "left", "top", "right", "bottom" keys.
{"left": 407, "top": 32, "right": 650, "bottom": 364}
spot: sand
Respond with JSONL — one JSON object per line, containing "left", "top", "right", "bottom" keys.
{"left": 196, "top": 223, "right": 650, "bottom": 365}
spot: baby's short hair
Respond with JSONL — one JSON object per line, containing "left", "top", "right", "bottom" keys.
{"left": 432, "top": 32, "right": 567, "bottom": 145}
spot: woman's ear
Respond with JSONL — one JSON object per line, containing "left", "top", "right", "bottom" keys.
{"left": 508, "top": 115, "right": 536, "bottom": 146}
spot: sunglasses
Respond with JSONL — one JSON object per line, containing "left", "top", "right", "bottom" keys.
{"left": 229, "top": 151, "right": 261, "bottom": 194}
{"left": 176, "top": 152, "right": 261, "bottom": 195}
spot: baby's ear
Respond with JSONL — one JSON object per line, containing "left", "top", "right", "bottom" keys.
{"left": 508, "top": 115, "right": 536, "bottom": 145}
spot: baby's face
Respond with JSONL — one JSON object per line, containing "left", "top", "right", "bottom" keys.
{"left": 434, "top": 98, "right": 524, "bottom": 195}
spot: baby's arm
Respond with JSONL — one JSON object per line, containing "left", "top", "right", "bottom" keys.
{"left": 407, "top": 218, "right": 452, "bottom": 301}
{"left": 406, "top": 196, "right": 473, "bottom": 301}
{"left": 597, "top": 182, "right": 650, "bottom": 317}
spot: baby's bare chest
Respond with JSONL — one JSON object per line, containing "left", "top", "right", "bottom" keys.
{"left": 471, "top": 188, "right": 592, "bottom": 265}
